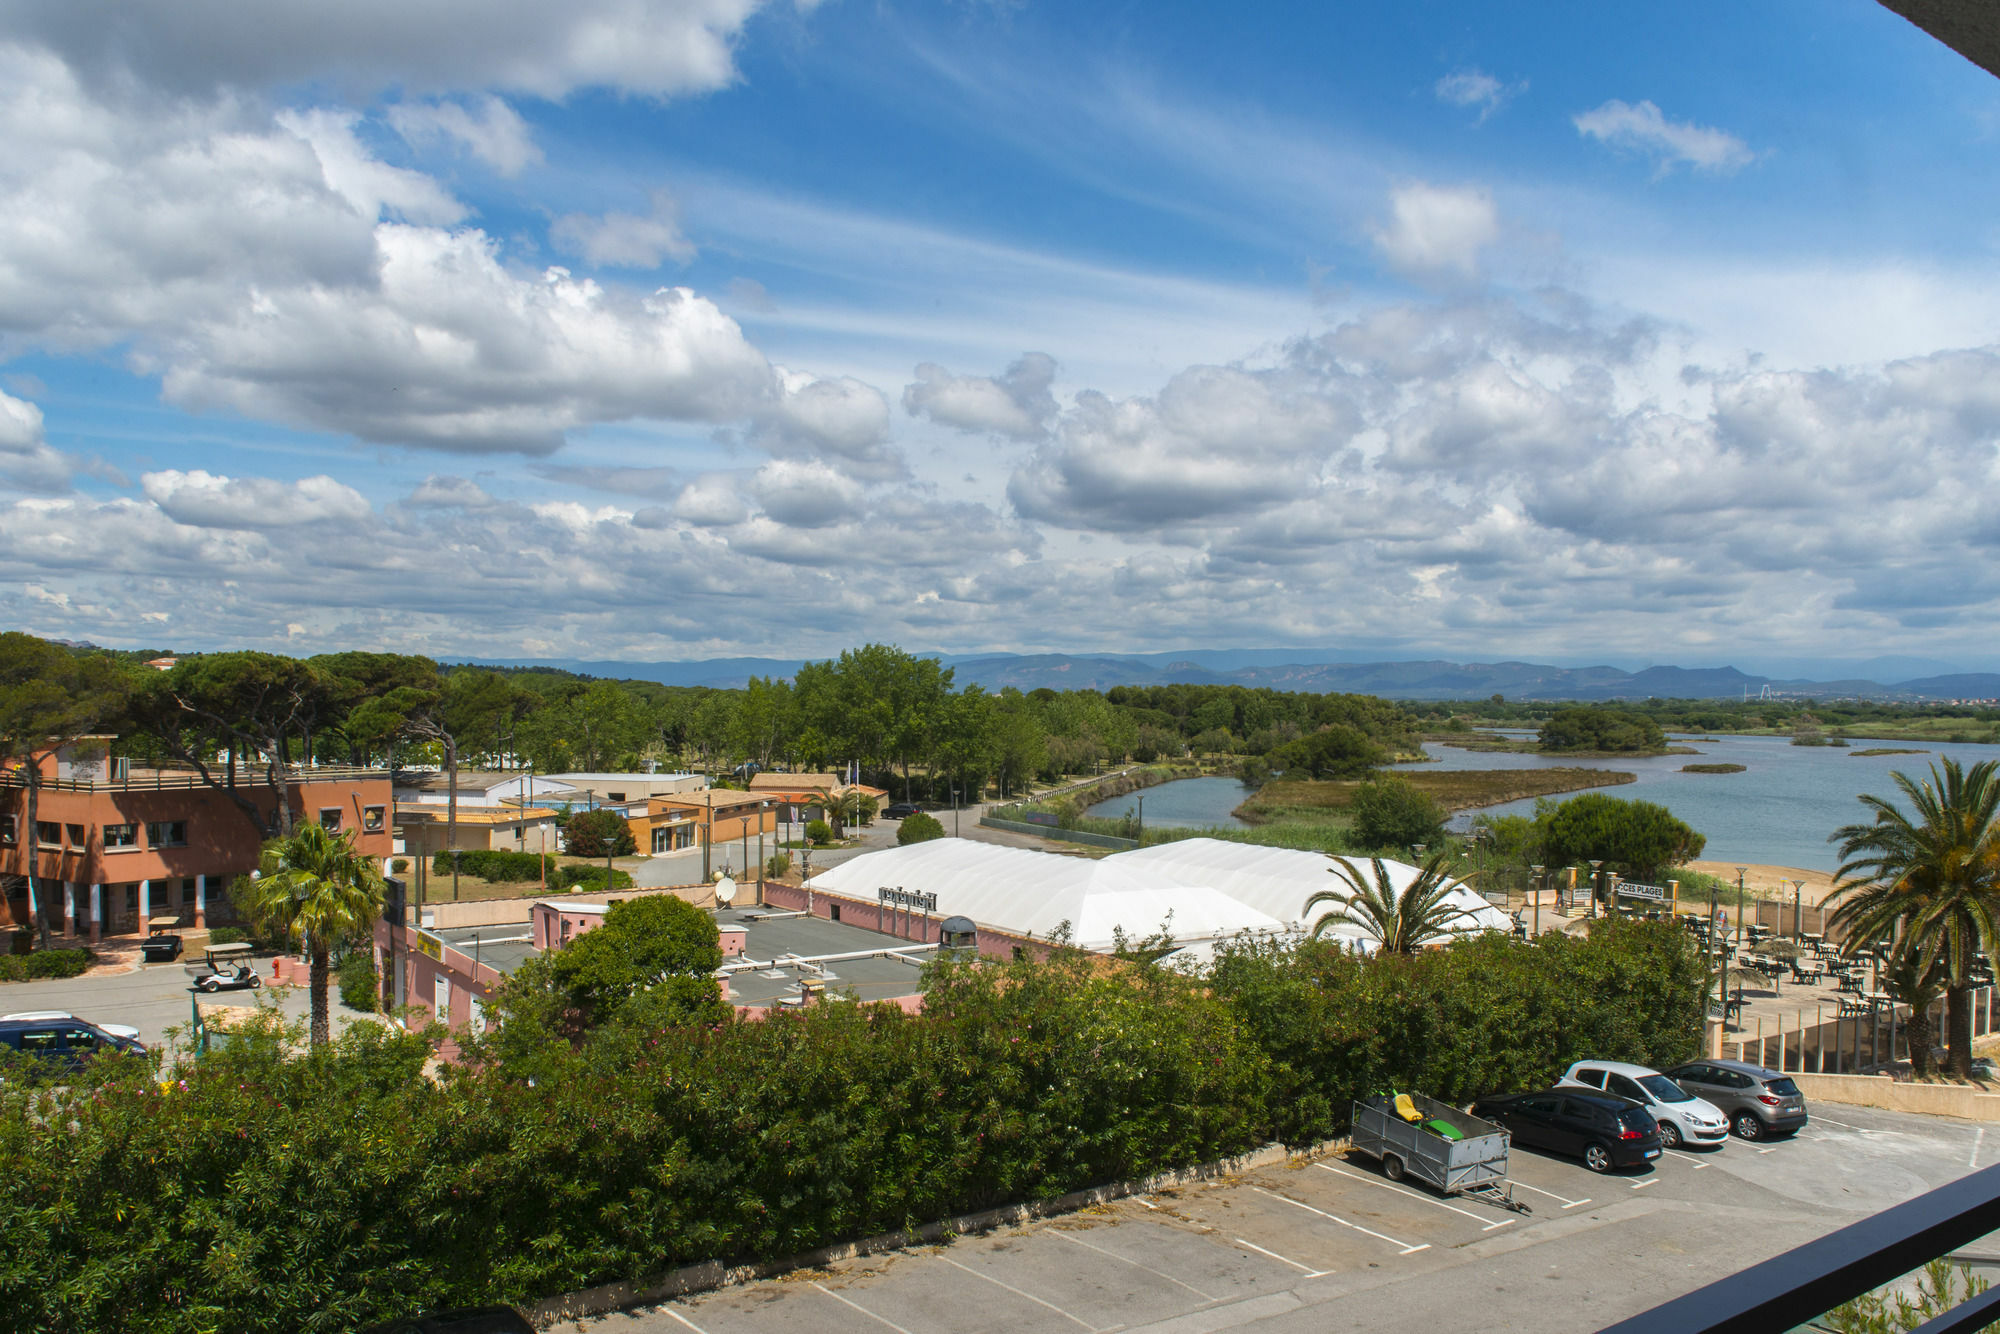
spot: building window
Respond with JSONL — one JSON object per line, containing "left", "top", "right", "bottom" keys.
{"left": 0, "top": 814, "right": 13, "bottom": 844}
{"left": 652, "top": 827, "right": 670, "bottom": 853}
{"left": 36, "top": 821, "right": 61, "bottom": 847}
{"left": 362, "top": 805, "right": 384, "bottom": 832}
{"left": 319, "top": 808, "right": 342, "bottom": 831}
{"left": 104, "top": 822, "right": 139, "bottom": 849}
{"left": 607, "top": 792, "right": 626, "bottom": 802}
{"left": 64, "top": 824, "right": 86, "bottom": 847}
{"left": 147, "top": 820, "right": 188, "bottom": 847}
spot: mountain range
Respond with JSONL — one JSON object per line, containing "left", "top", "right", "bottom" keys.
{"left": 458, "top": 652, "right": 2000, "bottom": 702}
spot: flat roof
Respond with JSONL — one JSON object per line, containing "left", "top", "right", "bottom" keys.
{"left": 433, "top": 922, "right": 539, "bottom": 977}
{"left": 654, "top": 790, "right": 775, "bottom": 809}
{"left": 552, "top": 772, "right": 700, "bottom": 782}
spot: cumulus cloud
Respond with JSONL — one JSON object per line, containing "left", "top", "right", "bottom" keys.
{"left": 551, "top": 190, "right": 696, "bottom": 268}
{"left": 903, "top": 352, "right": 1059, "bottom": 440}
{"left": 0, "top": 388, "right": 78, "bottom": 494}
{"left": 387, "top": 96, "right": 543, "bottom": 176}
{"left": 756, "top": 371, "right": 901, "bottom": 478}
{"left": 1573, "top": 99, "right": 1756, "bottom": 175}
{"left": 671, "top": 474, "right": 751, "bottom": 527}
{"left": 407, "top": 475, "right": 499, "bottom": 509}
{"left": 1372, "top": 182, "right": 1498, "bottom": 279}
{"left": 141, "top": 470, "right": 374, "bottom": 529}
{"left": 8, "top": 0, "right": 772, "bottom": 101}
{"left": 1434, "top": 68, "right": 1523, "bottom": 122}
{"left": 748, "top": 458, "right": 864, "bottom": 528}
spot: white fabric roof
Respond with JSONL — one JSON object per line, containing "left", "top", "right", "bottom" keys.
{"left": 1112, "top": 838, "right": 1512, "bottom": 947}
{"left": 804, "top": 839, "right": 1285, "bottom": 952}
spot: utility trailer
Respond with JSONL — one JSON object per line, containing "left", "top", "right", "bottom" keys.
{"left": 1350, "top": 1092, "right": 1528, "bottom": 1213}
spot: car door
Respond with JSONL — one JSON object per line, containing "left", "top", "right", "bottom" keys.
{"left": 1672, "top": 1063, "right": 1723, "bottom": 1102}
{"left": 1508, "top": 1094, "right": 1561, "bottom": 1150}
{"left": 60, "top": 1025, "right": 102, "bottom": 1072}
{"left": 1552, "top": 1098, "right": 1599, "bottom": 1156}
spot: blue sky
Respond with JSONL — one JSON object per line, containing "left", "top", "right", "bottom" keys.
{"left": 2, "top": 1, "right": 1999, "bottom": 675}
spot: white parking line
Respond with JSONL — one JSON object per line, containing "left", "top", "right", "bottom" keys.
{"left": 1316, "top": 1163, "right": 1515, "bottom": 1230}
{"left": 1251, "top": 1186, "right": 1431, "bottom": 1255}
{"left": 936, "top": 1254, "right": 1100, "bottom": 1331}
{"left": 1809, "top": 1114, "right": 1868, "bottom": 1131}
{"left": 1660, "top": 1149, "right": 1708, "bottom": 1169}
{"left": 652, "top": 1307, "right": 712, "bottom": 1334}
{"left": 811, "top": 1282, "right": 915, "bottom": 1334}
{"left": 1974, "top": 1128, "right": 1986, "bottom": 1169}
{"left": 1509, "top": 1181, "right": 1592, "bottom": 1210}
{"left": 1758, "top": 1147, "right": 1779, "bottom": 1155}
{"left": 1630, "top": 1179, "right": 1657, "bottom": 1191}
{"left": 1049, "top": 1229, "right": 1217, "bottom": 1301}
{"left": 1233, "top": 1237, "right": 1329, "bottom": 1278}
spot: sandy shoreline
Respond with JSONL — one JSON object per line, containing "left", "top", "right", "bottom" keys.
{"left": 1687, "top": 860, "right": 1840, "bottom": 904}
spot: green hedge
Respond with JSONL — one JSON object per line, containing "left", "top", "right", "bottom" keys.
{"left": 551, "top": 865, "right": 634, "bottom": 893}
{"left": 0, "top": 921, "right": 1703, "bottom": 1332}
{"left": 0, "top": 947, "right": 92, "bottom": 982}
{"left": 430, "top": 850, "right": 557, "bottom": 883}
{"left": 338, "top": 953, "right": 379, "bottom": 1013}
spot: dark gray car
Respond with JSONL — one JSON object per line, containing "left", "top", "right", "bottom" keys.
{"left": 1663, "top": 1059, "right": 1808, "bottom": 1141}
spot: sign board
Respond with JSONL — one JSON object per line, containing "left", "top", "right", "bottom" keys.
{"left": 879, "top": 886, "right": 938, "bottom": 913}
{"left": 415, "top": 929, "right": 444, "bottom": 962}
{"left": 1615, "top": 881, "right": 1670, "bottom": 903}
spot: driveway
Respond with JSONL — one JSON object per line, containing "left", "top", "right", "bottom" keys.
{"left": 588, "top": 1102, "right": 1997, "bottom": 1334}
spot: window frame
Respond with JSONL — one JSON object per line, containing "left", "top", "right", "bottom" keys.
{"left": 146, "top": 819, "right": 188, "bottom": 848}
{"left": 35, "top": 821, "right": 62, "bottom": 848}
{"left": 318, "top": 807, "right": 343, "bottom": 831}
{"left": 103, "top": 822, "right": 140, "bottom": 851}
{"left": 0, "top": 814, "right": 14, "bottom": 845}
{"left": 361, "top": 805, "right": 385, "bottom": 833}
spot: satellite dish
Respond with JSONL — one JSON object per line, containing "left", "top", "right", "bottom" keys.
{"left": 715, "top": 876, "right": 737, "bottom": 906}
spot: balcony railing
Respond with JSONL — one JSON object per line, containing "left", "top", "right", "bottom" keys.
{"left": 0, "top": 763, "right": 390, "bottom": 794}
{"left": 1603, "top": 1160, "right": 2000, "bottom": 1332}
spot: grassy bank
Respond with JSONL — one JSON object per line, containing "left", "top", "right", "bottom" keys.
{"left": 1238, "top": 766, "right": 1636, "bottom": 821}
{"left": 1428, "top": 731, "right": 1693, "bottom": 758}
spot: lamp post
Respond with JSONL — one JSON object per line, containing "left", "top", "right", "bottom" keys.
{"left": 1735, "top": 866, "right": 1749, "bottom": 948}
{"left": 1790, "top": 879, "right": 1805, "bottom": 941}
{"left": 1530, "top": 863, "right": 1544, "bottom": 939}
{"left": 1588, "top": 860, "right": 1605, "bottom": 920}
{"left": 1136, "top": 794, "right": 1143, "bottom": 845}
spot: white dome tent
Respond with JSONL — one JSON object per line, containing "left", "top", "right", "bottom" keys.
{"left": 801, "top": 839, "right": 1286, "bottom": 955}
{"left": 802, "top": 836, "right": 1509, "bottom": 962}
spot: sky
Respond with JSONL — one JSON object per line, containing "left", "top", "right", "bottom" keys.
{"left": 3, "top": 1, "right": 2000, "bottom": 676}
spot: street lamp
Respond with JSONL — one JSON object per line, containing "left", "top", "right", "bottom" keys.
{"left": 1530, "top": 864, "right": 1544, "bottom": 940}
{"left": 1790, "top": 879, "right": 1806, "bottom": 941}
{"left": 1735, "top": 866, "right": 1749, "bottom": 948}
{"left": 1588, "top": 860, "right": 1605, "bottom": 920}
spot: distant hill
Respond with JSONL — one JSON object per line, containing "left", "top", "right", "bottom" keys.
{"left": 451, "top": 650, "right": 2000, "bottom": 702}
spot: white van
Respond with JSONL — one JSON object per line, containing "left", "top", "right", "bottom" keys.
{"left": 1559, "top": 1059, "right": 1730, "bottom": 1149}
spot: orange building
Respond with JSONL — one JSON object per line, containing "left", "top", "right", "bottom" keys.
{"left": 648, "top": 789, "right": 779, "bottom": 878}
{"left": 0, "top": 741, "right": 392, "bottom": 941}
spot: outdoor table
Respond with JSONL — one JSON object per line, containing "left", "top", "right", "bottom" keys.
{"left": 1838, "top": 973, "right": 1864, "bottom": 996}
{"left": 1863, "top": 991, "right": 1893, "bottom": 1010}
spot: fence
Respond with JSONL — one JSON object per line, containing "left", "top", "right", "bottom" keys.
{"left": 1720, "top": 985, "right": 1999, "bottom": 1075}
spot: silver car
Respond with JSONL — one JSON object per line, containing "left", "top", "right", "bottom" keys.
{"left": 1663, "top": 1059, "right": 1809, "bottom": 1141}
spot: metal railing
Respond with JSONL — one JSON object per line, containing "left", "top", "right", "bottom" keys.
{"left": 1603, "top": 1161, "right": 2000, "bottom": 1332}
{"left": 0, "top": 763, "right": 388, "bottom": 793}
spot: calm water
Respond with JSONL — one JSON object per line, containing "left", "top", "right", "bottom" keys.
{"left": 1085, "top": 776, "right": 1253, "bottom": 829}
{"left": 1413, "top": 734, "right": 2000, "bottom": 872}
{"left": 1084, "top": 737, "right": 2000, "bottom": 871}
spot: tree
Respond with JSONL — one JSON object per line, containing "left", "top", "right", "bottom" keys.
{"left": 398, "top": 668, "right": 515, "bottom": 860}
{"left": 898, "top": 811, "right": 946, "bottom": 845}
{"left": 1828, "top": 759, "right": 2000, "bottom": 1079}
{"left": 1536, "top": 793, "right": 1705, "bottom": 884}
{"left": 1304, "top": 852, "right": 1474, "bottom": 954}
{"left": 243, "top": 822, "right": 387, "bottom": 1045}
{"left": 0, "top": 635, "right": 129, "bottom": 947}
{"left": 495, "top": 893, "right": 725, "bottom": 1037}
{"left": 1879, "top": 943, "right": 1949, "bottom": 1079}
{"left": 1270, "top": 724, "right": 1388, "bottom": 779}
{"left": 1538, "top": 707, "right": 1666, "bottom": 754}
{"left": 1350, "top": 775, "right": 1446, "bottom": 850}
{"left": 563, "top": 808, "right": 636, "bottom": 858}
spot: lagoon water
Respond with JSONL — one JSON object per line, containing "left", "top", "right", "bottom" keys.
{"left": 1083, "top": 736, "right": 2000, "bottom": 870}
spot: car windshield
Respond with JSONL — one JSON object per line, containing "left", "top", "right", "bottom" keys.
{"left": 1766, "top": 1077, "right": 1801, "bottom": 1098}
{"left": 1640, "top": 1074, "right": 1693, "bottom": 1102}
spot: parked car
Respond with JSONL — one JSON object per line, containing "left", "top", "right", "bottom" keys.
{"left": 0, "top": 1016, "right": 146, "bottom": 1072}
{"left": 1559, "top": 1059, "right": 1731, "bottom": 1150}
{"left": 1, "top": 1010, "right": 142, "bottom": 1044}
{"left": 882, "top": 802, "right": 922, "bottom": 819}
{"left": 1661, "top": 1059, "right": 1809, "bottom": 1140}
{"left": 1469, "top": 1088, "right": 1663, "bottom": 1173}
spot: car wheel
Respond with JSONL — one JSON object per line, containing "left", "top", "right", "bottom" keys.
{"left": 1659, "top": 1120, "right": 1683, "bottom": 1150}
{"left": 198, "top": 980, "right": 216, "bottom": 993}
{"left": 248, "top": 977, "right": 261, "bottom": 990}
{"left": 1732, "top": 1111, "right": 1765, "bottom": 1141}
{"left": 1583, "top": 1142, "right": 1614, "bottom": 1174}
{"left": 1382, "top": 1153, "right": 1405, "bottom": 1183}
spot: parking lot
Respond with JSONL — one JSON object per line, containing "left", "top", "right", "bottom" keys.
{"left": 586, "top": 1103, "right": 1998, "bottom": 1334}
{"left": 0, "top": 953, "right": 371, "bottom": 1051}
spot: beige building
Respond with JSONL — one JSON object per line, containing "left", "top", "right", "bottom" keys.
{"left": 395, "top": 806, "right": 563, "bottom": 858}
{"left": 549, "top": 771, "right": 707, "bottom": 803}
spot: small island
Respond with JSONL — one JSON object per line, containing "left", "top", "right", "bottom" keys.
{"left": 1682, "top": 762, "right": 1746, "bottom": 774}
{"left": 1533, "top": 706, "right": 1692, "bottom": 758}
{"left": 1850, "top": 747, "right": 1929, "bottom": 757}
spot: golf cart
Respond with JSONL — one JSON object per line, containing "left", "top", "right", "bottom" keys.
{"left": 140, "top": 916, "right": 184, "bottom": 963}
{"left": 186, "top": 941, "right": 261, "bottom": 993}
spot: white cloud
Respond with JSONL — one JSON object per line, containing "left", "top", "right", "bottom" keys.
{"left": 551, "top": 190, "right": 696, "bottom": 268}
{"left": 1434, "top": 68, "right": 1523, "bottom": 122}
{"left": 1573, "top": 99, "right": 1755, "bottom": 175}
{"left": 671, "top": 473, "right": 751, "bottom": 527}
{"left": 276, "top": 108, "right": 466, "bottom": 224}
{"left": 903, "top": 352, "right": 1058, "bottom": 440}
{"left": 747, "top": 457, "right": 863, "bottom": 528}
{"left": 1372, "top": 182, "right": 1498, "bottom": 279}
{"left": 758, "top": 371, "right": 901, "bottom": 478}
{"left": 387, "top": 96, "right": 542, "bottom": 176}
{"left": 0, "top": 388, "right": 45, "bottom": 454}
{"left": 407, "top": 475, "right": 499, "bottom": 508}
{"left": 9, "top": 0, "right": 772, "bottom": 101}
{"left": 141, "top": 470, "right": 374, "bottom": 528}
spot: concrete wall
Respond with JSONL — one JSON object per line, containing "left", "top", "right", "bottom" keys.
{"left": 411, "top": 881, "right": 720, "bottom": 931}
{"left": 762, "top": 881, "right": 1057, "bottom": 961}
{"left": 1788, "top": 1072, "right": 2000, "bottom": 1121}
{"left": 977, "top": 815, "right": 1138, "bottom": 852}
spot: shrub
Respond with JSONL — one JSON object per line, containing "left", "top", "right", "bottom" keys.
{"left": 391, "top": 858, "right": 409, "bottom": 873}
{"left": 0, "top": 948, "right": 92, "bottom": 982}
{"left": 1536, "top": 792, "right": 1706, "bottom": 884}
{"left": 765, "top": 852, "right": 791, "bottom": 879}
{"left": 805, "top": 818, "right": 834, "bottom": 846}
{"left": 1269, "top": 724, "right": 1389, "bottom": 780}
{"left": 430, "top": 850, "right": 556, "bottom": 883}
{"left": 1350, "top": 775, "right": 1446, "bottom": 851}
{"left": 1538, "top": 707, "right": 1666, "bottom": 754}
{"left": 562, "top": 809, "right": 637, "bottom": 858}
{"left": 205, "top": 927, "right": 247, "bottom": 945}
{"left": 338, "top": 953, "right": 379, "bottom": 1013}
{"left": 551, "top": 865, "right": 635, "bottom": 893}
{"left": 898, "top": 811, "right": 947, "bottom": 845}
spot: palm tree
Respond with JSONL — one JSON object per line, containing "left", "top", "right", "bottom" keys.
{"left": 245, "top": 821, "right": 387, "bottom": 1045}
{"left": 1828, "top": 758, "right": 2000, "bottom": 1079}
{"left": 1879, "top": 941, "right": 1949, "bottom": 1078}
{"left": 1306, "top": 851, "right": 1474, "bottom": 954}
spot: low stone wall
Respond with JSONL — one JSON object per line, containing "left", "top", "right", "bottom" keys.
{"left": 1789, "top": 1071, "right": 2000, "bottom": 1121}
{"left": 978, "top": 815, "right": 1137, "bottom": 851}
{"left": 413, "top": 882, "right": 719, "bottom": 930}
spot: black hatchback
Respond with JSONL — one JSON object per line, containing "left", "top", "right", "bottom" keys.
{"left": 0, "top": 1017, "right": 145, "bottom": 1073}
{"left": 1471, "top": 1088, "right": 1664, "bottom": 1173}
